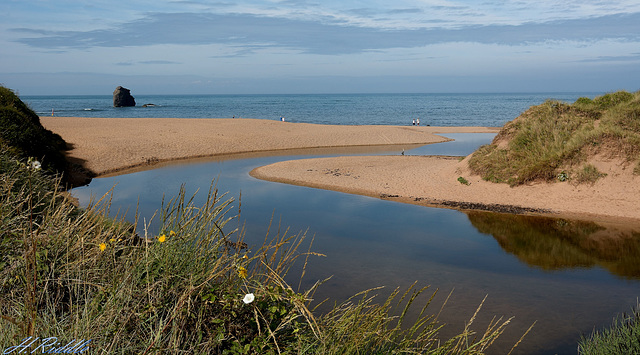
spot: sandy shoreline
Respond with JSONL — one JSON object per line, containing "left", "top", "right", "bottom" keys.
{"left": 41, "top": 116, "right": 640, "bottom": 223}
{"left": 250, "top": 155, "right": 640, "bottom": 224}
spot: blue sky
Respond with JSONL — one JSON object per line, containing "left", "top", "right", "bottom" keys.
{"left": 1, "top": 0, "right": 639, "bottom": 95}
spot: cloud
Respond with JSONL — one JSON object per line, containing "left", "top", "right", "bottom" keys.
{"left": 209, "top": 46, "right": 265, "bottom": 58}
{"left": 139, "top": 60, "right": 181, "bottom": 64}
{"left": 387, "top": 8, "right": 424, "bottom": 15}
{"left": 10, "top": 11, "right": 640, "bottom": 55}
{"left": 577, "top": 53, "right": 640, "bottom": 63}
{"left": 169, "top": 0, "right": 235, "bottom": 7}
{"left": 116, "top": 60, "right": 181, "bottom": 66}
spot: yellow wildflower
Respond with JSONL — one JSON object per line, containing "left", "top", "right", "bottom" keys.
{"left": 110, "top": 238, "right": 116, "bottom": 243}
{"left": 238, "top": 266, "right": 247, "bottom": 279}
{"left": 99, "top": 243, "right": 106, "bottom": 251}
{"left": 158, "top": 234, "right": 166, "bottom": 243}
{"left": 170, "top": 230, "right": 176, "bottom": 237}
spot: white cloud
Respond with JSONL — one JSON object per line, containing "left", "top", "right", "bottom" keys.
{"left": 9, "top": 12, "right": 640, "bottom": 54}
{"left": 1, "top": 0, "right": 639, "bottom": 94}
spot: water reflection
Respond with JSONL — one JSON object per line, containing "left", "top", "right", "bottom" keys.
{"left": 467, "top": 212, "right": 640, "bottom": 279}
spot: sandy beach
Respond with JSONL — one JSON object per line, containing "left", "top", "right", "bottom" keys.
{"left": 41, "top": 116, "right": 640, "bottom": 223}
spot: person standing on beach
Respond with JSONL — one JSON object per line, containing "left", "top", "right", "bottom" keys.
{"left": 417, "top": 118, "right": 420, "bottom": 126}
{"left": 412, "top": 118, "right": 415, "bottom": 125}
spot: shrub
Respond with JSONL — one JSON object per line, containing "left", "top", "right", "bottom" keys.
{"left": 0, "top": 86, "right": 69, "bottom": 181}
{"left": 592, "top": 91, "right": 635, "bottom": 110}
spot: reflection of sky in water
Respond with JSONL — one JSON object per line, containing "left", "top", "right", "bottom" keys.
{"left": 405, "top": 132, "right": 496, "bottom": 156}
{"left": 71, "top": 133, "right": 640, "bottom": 354}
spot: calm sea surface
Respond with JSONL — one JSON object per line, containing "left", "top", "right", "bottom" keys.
{"left": 39, "top": 93, "right": 639, "bottom": 354}
{"left": 25, "top": 92, "right": 599, "bottom": 127}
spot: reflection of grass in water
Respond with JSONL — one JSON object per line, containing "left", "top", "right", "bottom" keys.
{"left": 466, "top": 211, "right": 640, "bottom": 279}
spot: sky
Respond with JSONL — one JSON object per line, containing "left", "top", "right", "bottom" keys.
{"left": 1, "top": 0, "right": 639, "bottom": 95}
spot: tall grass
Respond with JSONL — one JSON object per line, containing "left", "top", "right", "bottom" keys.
{"left": 468, "top": 90, "right": 640, "bottom": 185}
{"left": 0, "top": 150, "right": 528, "bottom": 354}
{"left": 578, "top": 302, "right": 640, "bottom": 354}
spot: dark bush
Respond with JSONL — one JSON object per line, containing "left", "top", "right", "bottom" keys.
{"left": 0, "top": 86, "right": 68, "bottom": 179}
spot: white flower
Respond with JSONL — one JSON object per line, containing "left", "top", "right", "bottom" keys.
{"left": 31, "top": 160, "right": 41, "bottom": 170}
{"left": 242, "top": 293, "right": 255, "bottom": 304}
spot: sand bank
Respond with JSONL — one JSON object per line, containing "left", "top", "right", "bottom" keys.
{"left": 41, "top": 116, "right": 495, "bottom": 176}
{"left": 251, "top": 154, "right": 640, "bottom": 223}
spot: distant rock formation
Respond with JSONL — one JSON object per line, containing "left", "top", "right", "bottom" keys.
{"left": 113, "top": 86, "right": 136, "bottom": 107}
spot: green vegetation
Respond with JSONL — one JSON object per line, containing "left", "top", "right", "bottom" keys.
{"left": 578, "top": 303, "right": 640, "bottom": 354}
{"left": 575, "top": 164, "right": 607, "bottom": 185}
{"left": 0, "top": 86, "right": 68, "bottom": 181}
{"left": 1, "top": 87, "right": 525, "bottom": 353}
{"left": 457, "top": 176, "right": 470, "bottom": 185}
{"left": 469, "top": 90, "right": 640, "bottom": 186}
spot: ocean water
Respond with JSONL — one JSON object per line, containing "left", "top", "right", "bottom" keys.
{"left": 24, "top": 92, "right": 600, "bottom": 127}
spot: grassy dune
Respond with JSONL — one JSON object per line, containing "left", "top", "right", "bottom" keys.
{"left": 469, "top": 90, "right": 640, "bottom": 186}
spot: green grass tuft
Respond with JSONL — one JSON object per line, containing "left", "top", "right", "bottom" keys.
{"left": 578, "top": 303, "right": 640, "bottom": 355}
{"left": 574, "top": 164, "right": 607, "bottom": 185}
{"left": 457, "top": 176, "right": 470, "bottom": 185}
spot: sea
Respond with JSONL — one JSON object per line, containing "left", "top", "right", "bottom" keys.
{"left": 23, "top": 92, "right": 601, "bottom": 127}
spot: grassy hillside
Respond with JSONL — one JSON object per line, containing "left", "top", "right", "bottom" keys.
{"left": 468, "top": 90, "right": 640, "bottom": 186}
{"left": 0, "top": 86, "right": 69, "bottom": 179}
